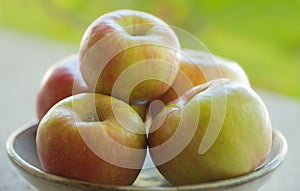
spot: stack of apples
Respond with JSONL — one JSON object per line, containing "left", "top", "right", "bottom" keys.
{"left": 36, "top": 9, "right": 272, "bottom": 186}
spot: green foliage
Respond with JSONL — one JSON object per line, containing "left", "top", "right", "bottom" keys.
{"left": 1, "top": 0, "right": 299, "bottom": 98}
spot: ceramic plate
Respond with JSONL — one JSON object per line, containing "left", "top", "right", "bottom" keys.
{"left": 6, "top": 121, "right": 287, "bottom": 191}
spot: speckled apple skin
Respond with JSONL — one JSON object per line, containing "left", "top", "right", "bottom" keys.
{"left": 148, "top": 80, "right": 272, "bottom": 185}
{"left": 79, "top": 9, "right": 180, "bottom": 104}
{"left": 36, "top": 93, "right": 147, "bottom": 185}
{"left": 159, "top": 49, "right": 250, "bottom": 105}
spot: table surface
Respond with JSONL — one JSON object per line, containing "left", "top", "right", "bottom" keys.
{"left": 0, "top": 28, "right": 299, "bottom": 191}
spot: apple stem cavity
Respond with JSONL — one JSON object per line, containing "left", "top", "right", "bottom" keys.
{"left": 85, "top": 113, "right": 100, "bottom": 122}
{"left": 123, "top": 24, "right": 151, "bottom": 37}
{"left": 171, "top": 82, "right": 210, "bottom": 107}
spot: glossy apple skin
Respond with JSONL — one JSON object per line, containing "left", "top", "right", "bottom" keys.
{"left": 80, "top": 9, "right": 180, "bottom": 104}
{"left": 36, "top": 93, "right": 147, "bottom": 185}
{"left": 159, "top": 49, "right": 250, "bottom": 104}
{"left": 36, "top": 54, "right": 90, "bottom": 121}
{"left": 131, "top": 103, "right": 147, "bottom": 121}
{"left": 148, "top": 79, "right": 272, "bottom": 185}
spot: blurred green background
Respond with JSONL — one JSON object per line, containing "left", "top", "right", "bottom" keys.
{"left": 1, "top": 0, "right": 299, "bottom": 98}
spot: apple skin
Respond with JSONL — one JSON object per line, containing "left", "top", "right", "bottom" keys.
{"left": 148, "top": 79, "right": 272, "bottom": 185}
{"left": 131, "top": 103, "right": 147, "bottom": 121}
{"left": 158, "top": 49, "right": 250, "bottom": 104}
{"left": 36, "top": 54, "right": 90, "bottom": 121}
{"left": 79, "top": 9, "right": 180, "bottom": 104}
{"left": 36, "top": 93, "right": 147, "bottom": 185}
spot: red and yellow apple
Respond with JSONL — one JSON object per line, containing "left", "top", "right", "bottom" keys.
{"left": 79, "top": 9, "right": 181, "bottom": 104}
{"left": 158, "top": 49, "right": 250, "bottom": 104}
{"left": 35, "top": 8, "right": 274, "bottom": 187}
{"left": 148, "top": 79, "right": 272, "bottom": 185}
{"left": 36, "top": 54, "right": 90, "bottom": 121}
{"left": 36, "top": 93, "right": 147, "bottom": 185}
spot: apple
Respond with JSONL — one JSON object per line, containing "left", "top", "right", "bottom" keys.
{"left": 36, "top": 54, "right": 90, "bottom": 121}
{"left": 79, "top": 9, "right": 181, "bottom": 104}
{"left": 36, "top": 93, "right": 147, "bottom": 185}
{"left": 131, "top": 103, "right": 147, "bottom": 121}
{"left": 148, "top": 79, "right": 272, "bottom": 185}
{"left": 36, "top": 54, "right": 146, "bottom": 121}
{"left": 158, "top": 49, "right": 250, "bottom": 105}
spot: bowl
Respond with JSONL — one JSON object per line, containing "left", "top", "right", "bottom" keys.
{"left": 6, "top": 121, "right": 287, "bottom": 191}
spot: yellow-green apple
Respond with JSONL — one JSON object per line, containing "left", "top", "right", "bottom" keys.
{"left": 131, "top": 103, "right": 147, "bottom": 121}
{"left": 79, "top": 9, "right": 181, "bottom": 104}
{"left": 148, "top": 79, "right": 272, "bottom": 185}
{"left": 36, "top": 93, "right": 147, "bottom": 185}
{"left": 36, "top": 54, "right": 90, "bottom": 121}
{"left": 158, "top": 49, "right": 250, "bottom": 105}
